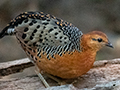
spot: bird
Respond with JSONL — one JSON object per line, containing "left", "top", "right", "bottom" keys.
{"left": 0, "top": 11, "right": 113, "bottom": 87}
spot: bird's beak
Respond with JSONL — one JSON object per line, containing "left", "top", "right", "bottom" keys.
{"left": 106, "top": 41, "right": 114, "bottom": 48}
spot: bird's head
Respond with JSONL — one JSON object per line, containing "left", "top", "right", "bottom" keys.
{"left": 81, "top": 31, "right": 113, "bottom": 51}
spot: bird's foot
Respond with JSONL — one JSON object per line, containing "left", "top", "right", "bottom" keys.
{"left": 45, "top": 73, "right": 67, "bottom": 86}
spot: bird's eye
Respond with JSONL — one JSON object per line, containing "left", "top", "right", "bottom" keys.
{"left": 97, "top": 38, "right": 103, "bottom": 42}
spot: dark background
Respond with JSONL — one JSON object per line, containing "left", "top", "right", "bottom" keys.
{"left": 0, "top": 0, "right": 120, "bottom": 62}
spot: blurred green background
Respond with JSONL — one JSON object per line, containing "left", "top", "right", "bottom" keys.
{"left": 0, "top": 0, "right": 119, "bottom": 62}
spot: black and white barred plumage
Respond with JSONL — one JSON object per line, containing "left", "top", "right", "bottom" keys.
{"left": 0, "top": 11, "right": 83, "bottom": 61}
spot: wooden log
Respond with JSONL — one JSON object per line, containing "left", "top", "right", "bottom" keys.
{"left": 0, "top": 58, "right": 120, "bottom": 90}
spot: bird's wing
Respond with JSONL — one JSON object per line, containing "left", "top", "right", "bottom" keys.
{"left": 2, "top": 12, "right": 83, "bottom": 60}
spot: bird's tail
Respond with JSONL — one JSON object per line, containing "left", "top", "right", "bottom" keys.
{"left": 0, "top": 26, "right": 15, "bottom": 39}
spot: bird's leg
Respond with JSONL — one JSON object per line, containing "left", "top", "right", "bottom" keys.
{"left": 35, "top": 66, "right": 50, "bottom": 88}
{"left": 44, "top": 73, "right": 66, "bottom": 85}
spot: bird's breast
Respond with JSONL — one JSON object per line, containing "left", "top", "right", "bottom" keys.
{"left": 36, "top": 50, "right": 96, "bottom": 79}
